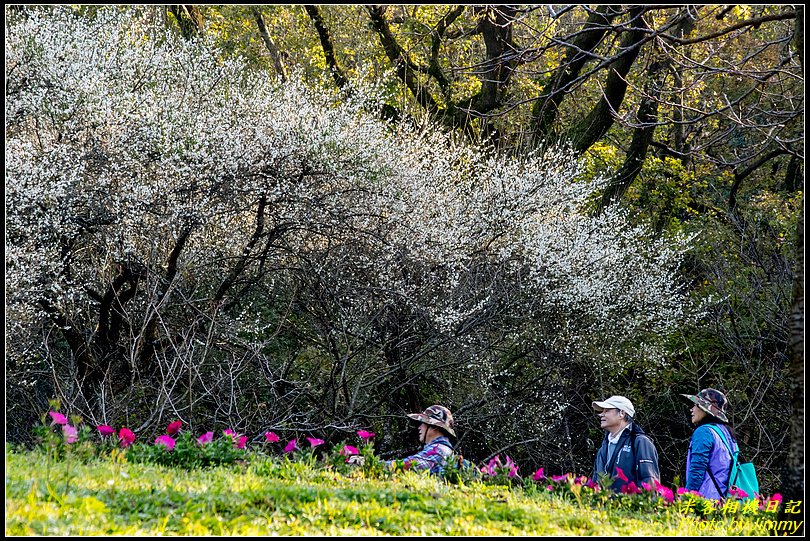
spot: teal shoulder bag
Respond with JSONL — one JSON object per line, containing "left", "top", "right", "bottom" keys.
{"left": 706, "top": 424, "right": 760, "bottom": 501}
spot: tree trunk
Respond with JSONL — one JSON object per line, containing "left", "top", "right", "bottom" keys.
{"left": 470, "top": 6, "right": 517, "bottom": 113}
{"left": 779, "top": 191, "right": 804, "bottom": 534}
{"left": 168, "top": 5, "right": 203, "bottom": 40}
{"left": 596, "top": 60, "right": 663, "bottom": 211}
{"left": 304, "top": 5, "right": 347, "bottom": 89}
{"left": 777, "top": 7, "right": 803, "bottom": 533}
{"left": 253, "top": 7, "right": 288, "bottom": 83}
{"left": 530, "top": 5, "right": 621, "bottom": 144}
{"left": 566, "top": 7, "right": 649, "bottom": 153}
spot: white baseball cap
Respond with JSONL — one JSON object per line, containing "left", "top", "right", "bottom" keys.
{"left": 592, "top": 395, "right": 635, "bottom": 418}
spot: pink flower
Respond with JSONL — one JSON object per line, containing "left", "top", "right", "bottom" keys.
{"left": 63, "top": 424, "right": 78, "bottom": 444}
{"left": 340, "top": 445, "right": 359, "bottom": 456}
{"left": 676, "top": 487, "right": 689, "bottom": 495}
{"left": 221, "top": 429, "right": 246, "bottom": 448}
{"left": 284, "top": 439, "right": 299, "bottom": 453}
{"left": 482, "top": 455, "right": 501, "bottom": 476}
{"left": 118, "top": 427, "right": 136, "bottom": 448}
{"left": 551, "top": 473, "right": 570, "bottom": 482}
{"left": 503, "top": 456, "right": 518, "bottom": 478}
{"left": 546, "top": 485, "right": 554, "bottom": 491}
{"left": 49, "top": 411, "right": 67, "bottom": 426}
{"left": 532, "top": 467, "right": 545, "bottom": 481}
{"left": 769, "top": 493, "right": 783, "bottom": 503}
{"left": 654, "top": 481, "right": 674, "bottom": 503}
{"left": 306, "top": 437, "right": 324, "bottom": 448}
{"left": 615, "top": 466, "right": 629, "bottom": 482}
{"left": 166, "top": 420, "right": 182, "bottom": 435}
{"left": 729, "top": 487, "right": 749, "bottom": 499}
{"left": 357, "top": 430, "right": 375, "bottom": 441}
{"left": 97, "top": 425, "right": 115, "bottom": 437}
{"left": 197, "top": 431, "right": 214, "bottom": 445}
{"left": 621, "top": 481, "right": 642, "bottom": 495}
{"left": 264, "top": 431, "right": 280, "bottom": 443}
{"left": 155, "top": 435, "right": 176, "bottom": 450}
{"left": 585, "top": 478, "right": 600, "bottom": 490}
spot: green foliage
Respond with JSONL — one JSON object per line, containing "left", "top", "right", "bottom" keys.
{"left": 125, "top": 430, "right": 251, "bottom": 469}
{"left": 33, "top": 400, "right": 96, "bottom": 464}
{"left": 438, "top": 452, "right": 482, "bottom": 485}
{"left": 321, "top": 441, "right": 357, "bottom": 476}
{"left": 6, "top": 446, "right": 790, "bottom": 536}
{"left": 8, "top": 412, "right": 792, "bottom": 535}
{"left": 357, "top": 443, "right": 390, "bottom": 479}
{"left": 5, "top": 4, "right": 802, "bottom": 506}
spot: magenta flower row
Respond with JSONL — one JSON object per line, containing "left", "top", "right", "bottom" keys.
{"left": 485, "top": 456, "right": 782, "bottom": 508}
{"left": 43, "top": 411, "right": 781, "bottom": 507}
{"left": 48, "top": 410, "right": 374, "bottom": 456}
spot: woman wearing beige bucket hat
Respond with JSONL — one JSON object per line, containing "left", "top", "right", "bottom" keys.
{"left": 390, "top": 405, "right": 456, "bottom": 473}
{"left": 680, "top": 388, "right": 739, "bottom": 499}
{"left": 348, "top": 405, "right": 457, "bottom": 474}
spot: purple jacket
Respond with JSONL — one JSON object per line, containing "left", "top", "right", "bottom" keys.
{"left": 685, "top": 423, "right": 735, "bottom": 499}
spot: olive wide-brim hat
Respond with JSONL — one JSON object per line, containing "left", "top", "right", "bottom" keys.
{"left": 407, "top": 404, "right": 456, "bottom": 437}
{"left": 681, "top": 388, "right": 729, "bottom": 423}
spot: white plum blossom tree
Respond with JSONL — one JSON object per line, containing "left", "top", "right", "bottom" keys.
{"left": 5, "top": 6, "right": 693, "bottom": 458}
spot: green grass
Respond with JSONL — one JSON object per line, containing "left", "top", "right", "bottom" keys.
{"left": 5, "top": 448, "right": 774, "bottom": 536}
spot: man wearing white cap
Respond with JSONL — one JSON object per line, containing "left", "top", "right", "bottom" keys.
{"left": 591, "top": 395, "right": 660, "bottom": 492}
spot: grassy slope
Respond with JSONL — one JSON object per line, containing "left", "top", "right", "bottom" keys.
{"left": 5, "top": 449, "right": 769, "bottom": 536}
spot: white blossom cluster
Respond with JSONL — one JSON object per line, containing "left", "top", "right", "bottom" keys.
{"left": 5, "top": 7, "right": 693, "bottom": 408}
{"left": 380, "top": 135, "right": 693, "bottom": 363}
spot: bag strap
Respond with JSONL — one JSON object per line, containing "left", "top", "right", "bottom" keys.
{"left": 706, "top": 464, "right": 727, "bottom": 498}
{"left": 433, "top": 438, "right": 454, "bottom": 452}
{"left": 706, "top": 424, "right": 740, "bottom": 492}
{"left": 603, "top": 436, "right": 619, "bottom": 474}
{"left": 630, "top": 428, "right": 639, "bottom": 476}
{"left": 602, "top": 429, "right": 630, "bottom": 477}
{"left": 706, "top": 424, "right": 738, "bottom": 458}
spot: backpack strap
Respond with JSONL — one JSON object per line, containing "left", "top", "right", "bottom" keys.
{"left": 706, "top": 464, "right": 726, "bottom": 497}
{"left": 706, "top": 424, "right": 738, "bottom": 456}
{"left": 630, "top": 424, "right": 656, "bottom": 479}
{"left": 706, "top": 424, "right": 739, "bottom": 466}
{"left": 705, "top": 424, "right": 739, "bottom": 496}
{"left": 432, "top": 438, "right": 454, "bottom": 453}
{"left": 629, "top": 426, "right": 641, "bottom": 477}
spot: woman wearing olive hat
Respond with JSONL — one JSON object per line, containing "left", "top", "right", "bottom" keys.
{"left": 681, "top": 388, "right": 738, "bottom": 499}
{"left": 348, "top": 405, "right": 456, "bottom": 474}
{"left": 386, "top": 405, "right": 457, "bottom": 473}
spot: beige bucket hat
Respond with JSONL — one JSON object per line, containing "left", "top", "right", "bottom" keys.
{"left": 407, "top": 404, "right": 456, "bottom": 437}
